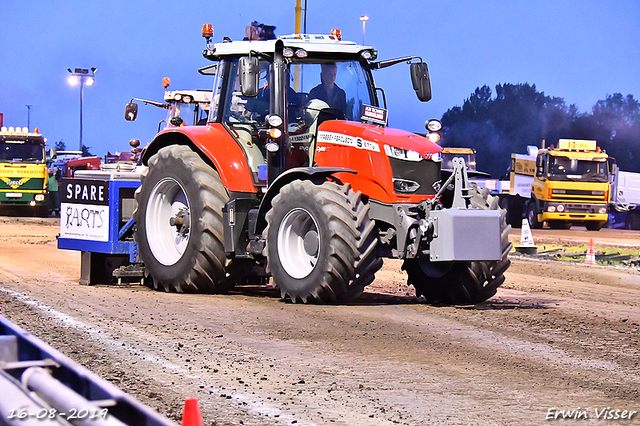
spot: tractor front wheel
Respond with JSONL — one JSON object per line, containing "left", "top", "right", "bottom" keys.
{"left": 263, "top": 180, "right": 381, "bottom": 303}
{"left": 403, "top": 185, "right": 512, "bottom": 305}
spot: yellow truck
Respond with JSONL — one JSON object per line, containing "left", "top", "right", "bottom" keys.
{"left": 441, "top": 147, "right": 477, "bottom": 171}
{"left": 499, "top": 139, "right": 610, "bottom": 230}
{"left": 0, "top": 126, "right": 50, "bottom": 216}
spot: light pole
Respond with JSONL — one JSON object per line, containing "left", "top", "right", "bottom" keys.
{"left": 67, "top": 67, "right": 96, "bottom": 151}
{"left": 25, "top": 105, "right": 32, "bottom": 130}
{"left": 359, "top": 15, "right": 369, "bottom": 45}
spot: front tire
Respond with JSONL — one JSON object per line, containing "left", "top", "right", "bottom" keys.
{"left": 134, "top": 145, "right": 230, "bottom": 293}
{"left": 403, "top": 185, "right": 512, "bottom": 305}
{"left": 585, "top": 221, "right": 604, "bottom": 231}
{"left": 527, "top": 201, "right": 543, "bottom": 229}
{"left": 263, "top": 180, "right": 381, "bottom": 303}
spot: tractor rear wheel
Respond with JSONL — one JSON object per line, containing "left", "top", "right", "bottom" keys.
{"left": 403, "top": 185, "right": 512, "bottom": 305}
{"left": 263, "top": 180, "right": 382, "bottom": 303}
{"left": 134, "top": 145, "right": 230, "bottom": 293}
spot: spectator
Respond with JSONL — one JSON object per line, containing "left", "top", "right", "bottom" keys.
{"left": 48, "top": 166, "right": 60, "bottom": 216}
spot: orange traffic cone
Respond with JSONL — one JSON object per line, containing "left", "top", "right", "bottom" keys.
{"left": 584, "top": 238, "right": 597, "bottom": 266}
{"left": 181, "top": 398, "right": 203, "bottom": 426}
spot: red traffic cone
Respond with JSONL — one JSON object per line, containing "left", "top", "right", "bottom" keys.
{"left": 181, "top": 398, "right": 203, "bottom": 426}
{"left": 584, "top": 238, "right": 597, "bottom": 266}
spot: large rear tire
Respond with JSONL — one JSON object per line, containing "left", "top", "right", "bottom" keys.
{"left": 263, "top": 180, "right": 382, "bottom": 303}
{"left": 134, "top": 145, "right": 230, "bottom": 293}
{"left": 403, "top": 186, "right": 512, "bottom": 305}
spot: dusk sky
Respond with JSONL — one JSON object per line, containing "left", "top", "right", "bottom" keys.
{"left": 1, "top": 1, "right": 639, "bottom": 157}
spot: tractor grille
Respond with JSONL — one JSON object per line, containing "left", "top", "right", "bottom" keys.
{"left": 389, "top": 158, "right": 440, "bottom": 196}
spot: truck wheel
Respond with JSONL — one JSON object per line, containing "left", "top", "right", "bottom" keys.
{"left": 403, "top": 187, "right": 512, "bottom": 305}
{"left": 500, "top": 197, "right": 521, "bottom": 228}
{"left": 263, "top": 180, "right": 382, "bottom": 303}
{"left": 585, "top": 221, "right": 604, "bottom": 231}
{"left": 526, "top": 202, "right": 543, "bottom": 229}
{"left": 627, "top": 211, "right": 640, "bottom": 230}
{"left": 134, "top": 145, "right": 230, "bottom": 293}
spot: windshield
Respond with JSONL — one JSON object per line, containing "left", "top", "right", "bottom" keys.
{"left": 164, "top": 101, "right": 209, "bottom": 128}
{"left": 289, "top": 60, "right": 375, "bottom": 122}
{"left": 214, "top": 57, "right": 376, "bottom": 172}
{"left": 547, "top": 156, "right": 608, "bottom": 182}
{"left": 219, "top": 58, "right": 375, "bottom": 128}
{"left": 0, "top": 142, "right": 45, "bottom": 163}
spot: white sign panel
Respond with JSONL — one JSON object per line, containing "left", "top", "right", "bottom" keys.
{"left": 60, "top": 202, "right": 110, "bottom": 242}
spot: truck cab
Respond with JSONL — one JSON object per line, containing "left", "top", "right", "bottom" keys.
{"left": 0, "top": 126, "right": 49, "bottom": 216}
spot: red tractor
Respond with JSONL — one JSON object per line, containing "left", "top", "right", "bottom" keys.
{"left": 131, "top": 26, "right": 511, "bottom": 304}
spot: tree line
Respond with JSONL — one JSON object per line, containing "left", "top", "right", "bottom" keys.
{"left": 440, "top": 83, "right": 640, "bottom": 178}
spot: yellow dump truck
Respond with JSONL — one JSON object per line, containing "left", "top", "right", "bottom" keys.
{"left": 499, "top": 139, "right": 610, "bottom": 230}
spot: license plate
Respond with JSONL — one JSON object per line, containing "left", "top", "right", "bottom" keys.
{"left": 6, "top": 193, "right": 23, "bottom": 198}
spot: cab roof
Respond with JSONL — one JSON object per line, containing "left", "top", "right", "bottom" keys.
{"left": 210, "top": 34, "right": 372, "bottom": 57}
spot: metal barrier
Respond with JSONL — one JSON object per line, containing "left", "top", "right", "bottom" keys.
{"left": 0, "top": 316, "right": 177, "bottom": 426}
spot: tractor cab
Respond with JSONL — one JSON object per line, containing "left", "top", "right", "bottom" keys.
{"left": 200, "top": 29, "right": 432, "bottom": 185}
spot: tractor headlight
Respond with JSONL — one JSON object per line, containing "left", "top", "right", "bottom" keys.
{"left": 384, "top": 145, "right": 422, "bottom": 162}
{"left": 393, "top": 178, "right": 420, "bottom": 193}
{"left": 266, "top": 114, "right": 283, "bottom": 127}
{"left": 425, "top": 119, "right": 442, "bottom": 132}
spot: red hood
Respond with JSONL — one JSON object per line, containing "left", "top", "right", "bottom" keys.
{"left": 317, "top": 120, "right": 442, "bottom": 158}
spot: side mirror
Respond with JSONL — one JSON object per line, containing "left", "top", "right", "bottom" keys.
{"left": 125, "top": 102, "right": 139, "bottom": 121}
{"left": 410, "top": 62, "right": 432, "bottom": 102}
{"left": 239, "top": 56, "right": 259, "bottom": 97}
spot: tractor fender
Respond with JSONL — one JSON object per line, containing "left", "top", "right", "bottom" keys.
{"left": 254, "top": 166, "right": 356, "bottom": 234}
{"left": 141, "top": 124, "right": 257, "bottom": 193}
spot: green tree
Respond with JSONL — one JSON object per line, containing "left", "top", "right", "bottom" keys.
{"left": 587, "top": 93, "right": 640, "bottom": 171}
{"left": 441, "top": 83, "right": 571, "bottom": 177}
{"left": 442, "top": 86, "right": 640, "bottom": 176}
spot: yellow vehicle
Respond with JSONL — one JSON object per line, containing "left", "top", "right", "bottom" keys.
{"left": 441, "top": 147, "right": 476, "bottom": 171}
{"left": 0, "top": 126, "right": 50, "bottom": 216}
{"left": 500, "top": 139, "right": 610, "bottom": 230}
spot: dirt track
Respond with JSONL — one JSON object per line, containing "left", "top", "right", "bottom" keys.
{"left": 1, "top": 217, "right": 639, "bottom": 425}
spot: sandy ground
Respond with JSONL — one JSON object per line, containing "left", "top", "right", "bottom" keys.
{"left": 1, "top": 217, "right": 639, "bottom": 425}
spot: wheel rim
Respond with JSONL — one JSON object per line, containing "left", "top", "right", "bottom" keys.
{"left": 145, "top": 177, "right": 190, "bottom": 266}
{"left": 277, "top": 208, "right": 320, "bottom": 279}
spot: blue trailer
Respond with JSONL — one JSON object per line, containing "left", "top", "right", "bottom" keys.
{"left": 57, "top": 166, "right": 144, "bottom": 285}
